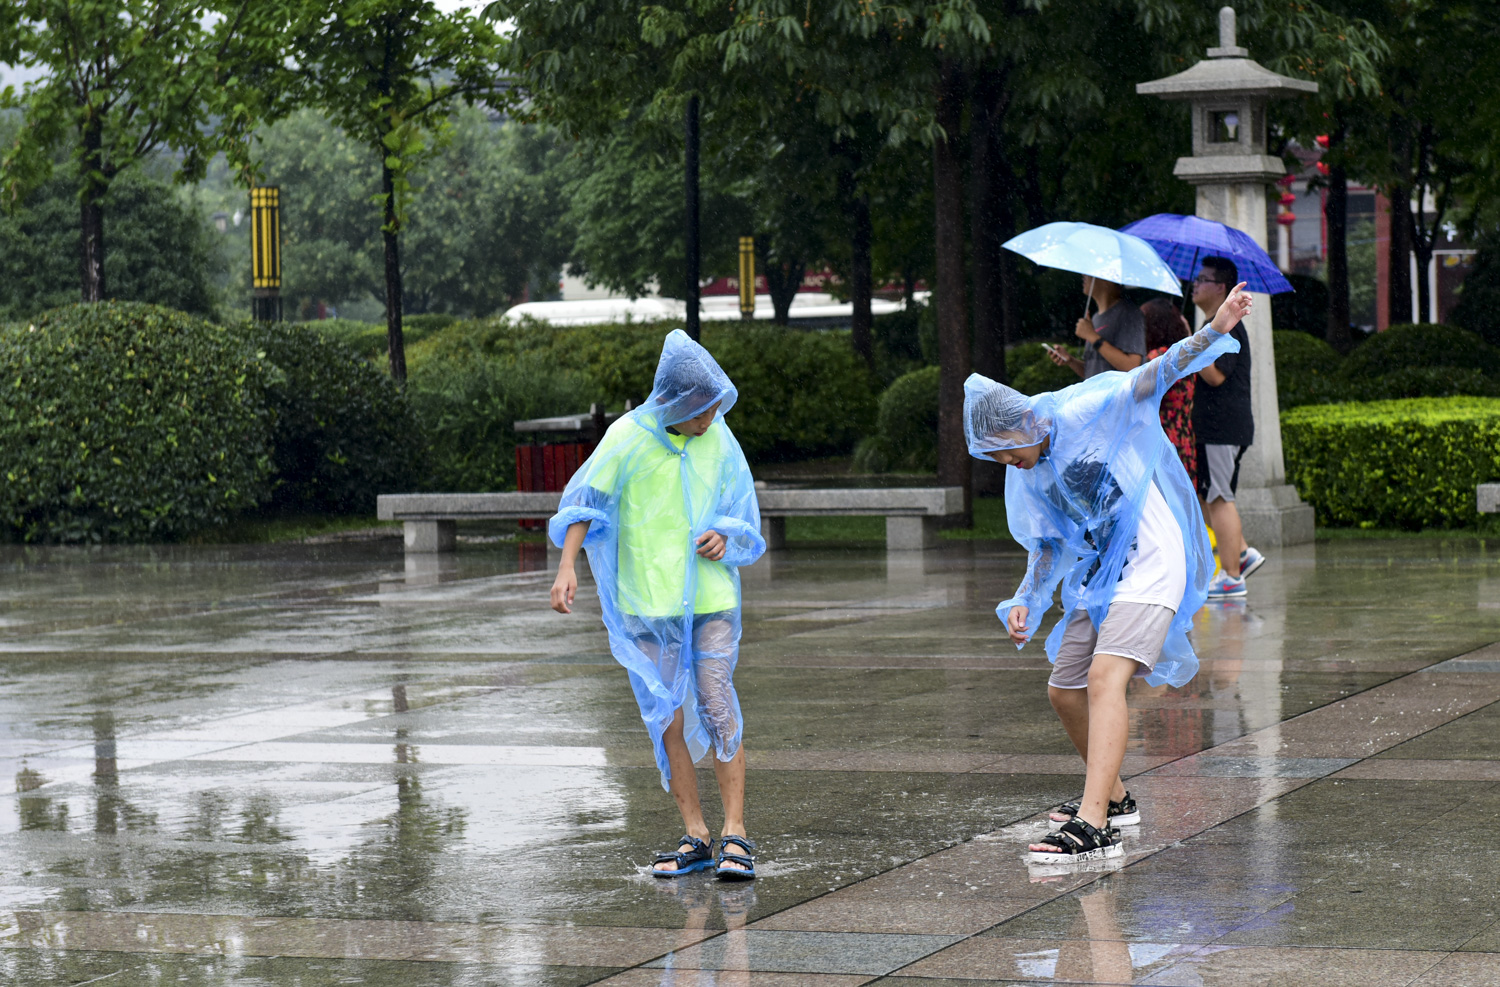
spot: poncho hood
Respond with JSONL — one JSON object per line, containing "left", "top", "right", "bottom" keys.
{"left": 649, "top": 329, "right": 738, "bottom": 426}
{"left": 964, "top": 373, "right": 1055, "bottom": 455}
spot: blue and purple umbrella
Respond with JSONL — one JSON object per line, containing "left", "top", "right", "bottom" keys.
{"left": 1118, "top": 213, "right": 1293, "bottom": 295}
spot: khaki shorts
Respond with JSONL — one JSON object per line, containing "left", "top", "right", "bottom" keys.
{"left": 1048, "top": 603, "right": 1176, "bottom": 689}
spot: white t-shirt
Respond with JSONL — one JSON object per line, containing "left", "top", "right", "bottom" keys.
{"left": 1109, "top": 480, "right": 1186, "bottom": 611}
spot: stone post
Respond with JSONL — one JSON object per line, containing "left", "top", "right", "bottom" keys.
{"left": 1138, "top": 6, "right": 1316, "bottom": 547}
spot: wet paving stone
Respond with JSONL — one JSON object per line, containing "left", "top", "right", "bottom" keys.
{"left": 0, "top": 537, "right": 1498, "bottom": 984}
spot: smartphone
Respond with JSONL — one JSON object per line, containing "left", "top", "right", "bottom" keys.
{"left": 1042, "top": 343, "right": 1064, "bottom": 358}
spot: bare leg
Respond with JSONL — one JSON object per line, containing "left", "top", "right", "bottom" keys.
{"left": 713, "top": 745, "right": 750, "bottom": 872}
{"left": 654, "top": 707, "right": 711, "bottom": 872}
{"left": 1205, "top": 497, "right": 1245, "bottom": 578}
{"left": 1049, "top": 685, "right": 1126, "bottom": 804}
{"left": 1075, "top": 654, "right": 1139, "bottom": 829}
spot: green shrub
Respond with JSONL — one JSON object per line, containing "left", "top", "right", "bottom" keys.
{"left": 1010, "top": 342, "right": 1078, "bottom": 395}
{"left": 409, "top": 317, "right": 878, "bottom": 465}
{"left": 1449, "top": 237, "right": 1500, "bottom": 349}
{"left": 246, "top": 323, "right": 420, "bottom": 513}
{"left": 302, "top": 316, "right": 455, "bottom": 362}
{"left": 1341, "top": 323, "right": 1500, "bottom": 380}
{"left": 1274, "top": 330, "right": 1353, "bottom": 409}
{"left": 707, "top": 326, "right": 879, "bottom": 462}
{"left": 854, "top": 365, "right": 939, "bottom": 472}
{"left": 407, "top": 350, "right": 588, "bottom": 491}
{"left": 1360, "top": 366, "right": 1500, "bottom": 401}
{"left": 0, "top": 302, "right": 274, "bottom": 542}
{"left": 1271, "top": 273, "right": 1330, "bottom": 337}
{"left": 1282, "top": 397, "right": 1500, "bottom": 529}
{"left": 871, "top": 306, "right": 925, "bottom": 385}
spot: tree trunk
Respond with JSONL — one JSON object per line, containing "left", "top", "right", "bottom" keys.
{"left": 762, "top": 254, "right": 804, "bottom": 325}
{"left": 847, "top": 176, "right": 874, "bottom": 368}
{"left": 1410, "top": 124, "right": 1439, "bottom": 324}
{"left": 840, "top": 153, "right": 876, "bottom": 364}
{"left": 933, "top": 58, "right": 972, "bottom": 527}
{"left": 80, "top": 116, "right": 106, "bottom": 303}
{"left": 968, "top": 66, "right": 1005, "bottom": 385}
{"left": 1325, "top": 131, "right": 1351, "bottom": 351}
{"left": 684, "top": 94, "right": 701, "bottom": 341}
{"left": 381, "top": 159, "right": 407, "bottom": 384}
{"left": 1387, "top": 182, "right": 1413, "bottom": 327}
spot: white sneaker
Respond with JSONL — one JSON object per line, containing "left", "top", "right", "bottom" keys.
{"left": 1239, "top": 546, "right": 1266, "bottom": 578}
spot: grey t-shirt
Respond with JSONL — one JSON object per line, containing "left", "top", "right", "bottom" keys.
{"left": 1081, "top": 302, "right": 1146, "bottom": 378}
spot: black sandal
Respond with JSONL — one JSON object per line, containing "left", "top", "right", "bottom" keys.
{"left": 652, "top": 835, "right": 715, "bottom": 878}
{"left": 1048, "top": 792, "right": 1140, "bottom": 830}
{"left": 716, "top": 834, "right": 757, "bottom": 881}
{"left": 1028, "top": 816, "right": 1123, "bottom": 864}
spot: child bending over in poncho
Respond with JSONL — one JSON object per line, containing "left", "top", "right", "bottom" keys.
{"left": 965, "top": 284, "right": 1253, "bottom": 864}
{"left": 549, "top": 330, "right": 766, "bottom": 881}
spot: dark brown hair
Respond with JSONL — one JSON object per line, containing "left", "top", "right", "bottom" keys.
{"left": 1141, "top": 298, "right": 1190, "bottom": 352}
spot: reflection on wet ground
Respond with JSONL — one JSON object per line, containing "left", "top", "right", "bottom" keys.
{"left": 0, "top": 537, "right": 1498, "bottom": 985}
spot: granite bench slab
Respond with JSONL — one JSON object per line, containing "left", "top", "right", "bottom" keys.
{"left": 377, "top": 487, "right": 964, "bottom": 553}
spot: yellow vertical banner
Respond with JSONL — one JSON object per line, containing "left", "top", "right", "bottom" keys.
{"left": 250, "top": 186, "right": 281, "bottom": 289}
{"left": 737, "top": 236, "right": 755, "bottom": 319}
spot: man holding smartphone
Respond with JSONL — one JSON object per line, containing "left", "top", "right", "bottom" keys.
{"left": 1047, "top": 275, "right": 1147, "bottom": 379}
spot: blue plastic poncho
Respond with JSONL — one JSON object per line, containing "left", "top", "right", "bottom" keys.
{"left": 965, "top": 325, "right": 1241, "bottom": 687}
{"left": 549, "top": 330, "right": 766, "bottom": 788}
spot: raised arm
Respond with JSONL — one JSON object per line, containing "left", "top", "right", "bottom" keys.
{"left": 1131, "top": 283, "right": 1252, "bottom": 403}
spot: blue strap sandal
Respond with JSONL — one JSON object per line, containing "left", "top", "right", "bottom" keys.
{"left": 716, "top": 834, "right": 757, "bottom": 881}
{"left": 652, "top": 834, "right": 715, "bottom": 878}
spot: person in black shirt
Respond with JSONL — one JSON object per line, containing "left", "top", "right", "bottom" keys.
{"left": 1190, "top": 256, "right": 1263, "bottom": 597}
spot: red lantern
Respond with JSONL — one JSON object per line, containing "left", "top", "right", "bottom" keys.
{"left": 1277, "top": 173, "right": 1296, "bottom": 187}
{"left": 1280, "top": 192, "right": 1297, "bottom": 207}
{"left": 1316, "top": 161, "right": 1331, "bottom": 176}
{"left": 1275, "top": 212, "right": 1297, "bottom": 227}
{"left": 1315, "top": 134, "right": 1330, "bottom": 149}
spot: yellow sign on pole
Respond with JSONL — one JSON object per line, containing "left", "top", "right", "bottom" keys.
{"left": 250, "top": 186, "right": 282, "bottom": 321}
{"left": 737, "top": 236, "right": 756, "bottom": 319}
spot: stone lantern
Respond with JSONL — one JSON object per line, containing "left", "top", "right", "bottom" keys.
{"left": 1138, "top": 6, "right": 1316, "bottom": 548}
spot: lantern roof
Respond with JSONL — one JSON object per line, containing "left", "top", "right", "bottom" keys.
{"left": 1137, "top": 7, "right": 1318, "bottom": 101}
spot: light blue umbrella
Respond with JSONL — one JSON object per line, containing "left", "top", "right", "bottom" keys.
{"left": 1002, "top": 221, "right": 1182, "bottom": 296}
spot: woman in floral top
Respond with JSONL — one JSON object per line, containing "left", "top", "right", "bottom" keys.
{"left": 1141, "top": 298, "right": 1196, "bottom": 486}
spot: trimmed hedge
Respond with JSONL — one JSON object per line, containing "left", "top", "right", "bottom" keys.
{"left": 1010, "top": 341, "right": 1078, "bottom": 395}
{"left": 1281, "top": 397, "right": 1500, "bottom": 529}
{"left": 407, "top": 317, "right": 878, "bottom": 465}
{"left": 0, "top": 303, "right": 275, "bottom": 542}
{"left": 853, "top": 365, "right": 939, "bottom": 472}
{"left": 1342, "top": 323, "right": 1500, "bottom": 380}
{"left": 248, "top": 322, "right": 420, "bottom": 514}
{"left": 1273, "top": 330, "right": 1353, "bottom": 409}
{"left": 408, "top": 350, "right": 588, "bottom": 492}
{"left": 304, "top": 315, "right": 455, "bottom": 362}
{"left": 1275, "top": 324, "right": 1500, "bottom": 409}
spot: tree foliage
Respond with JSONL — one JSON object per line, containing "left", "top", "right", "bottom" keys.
{"left": 230, "top": 108, "right": 571, "bottom": 319}
{"left": 0, "top": 165, "right": 221, "bottom": 321}
{"left": 1, "top": 0, "right": 294, "bottom": 301}
{"left": 282, "top": 0, "right": 508, "bottom": 381}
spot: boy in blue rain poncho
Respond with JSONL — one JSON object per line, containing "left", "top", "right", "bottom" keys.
{"left": 549, "top": 330, "right": 766, "bottom": 881}
{"left": 966, "top": 285, "right": 1254, "bottom": 864}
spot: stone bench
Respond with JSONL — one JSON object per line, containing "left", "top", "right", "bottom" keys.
{"left": 1481, "top": 484, "right": 1500, "bottom": 515}
{"left": 377, "top": 486, "right": 965, "bottom": 554}
{"left": 755, "top": 486, "right": 964, "bottom": 551}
